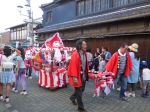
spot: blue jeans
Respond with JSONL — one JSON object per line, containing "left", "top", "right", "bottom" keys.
{"left": 115, "top": 72, "right": 127, "bottom": 98}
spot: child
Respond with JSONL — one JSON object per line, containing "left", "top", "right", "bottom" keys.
{"left": 141, "top": 61, "right": 150, "bottom": 98}
{"left": 12, "top": 47, "right": 27, "bottom": 95}
{"left": 93, "top": 52, "right": 100, "bottom": 71}
{"left": 98, "top": 54, "right": 106, "bottom": 98}
{"left": 24, "top": 54, "right": 33, "bottom": 79}
{"left": 99, "top": 54, "right": 106, "bottom": 72}
{"left": 0, "top": 46, "right": 20, "bottom": 102}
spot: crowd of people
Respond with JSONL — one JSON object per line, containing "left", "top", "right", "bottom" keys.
{"left": 0, "top": 39, "right": 149, "bottom": 112}
{"left": 0, "top": 46, "right": 26, "bottom": 103}
{"left": 68, "top": 39, "right": 150, "bottom": 112}
{"left": 0, "top": 46, "right": 32, "bottom": 103}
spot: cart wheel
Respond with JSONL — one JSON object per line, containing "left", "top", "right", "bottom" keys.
{"left": 65, "top": 85, "right": 67, "bottom": 87}
{"left": 50, "top": 88, "right": 54, "bottom": 92}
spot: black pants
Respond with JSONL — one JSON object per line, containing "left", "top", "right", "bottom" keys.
{"left": 27, "top": 68, "right": 32, "bottom": 77}
{"left": 70, "top": 80, "right": 86, "bottom": 110}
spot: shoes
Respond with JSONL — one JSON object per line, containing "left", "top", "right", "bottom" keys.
{"left": 131, "top": 94, "right": 135, "bottom": 97}
{"left": 20, "top": 91, "right": 27, "bottom": 95}
{"left": 124, "top": 92, "right": 131, "bottom": 97}
{"left": 0, "top": 96, "right": 3, "bottom": 100}
{"left": 78, "top": 109, "right": 87, "bottom": 112}
{"left": 141, "top": 94, "right": 146, "bottom": 98}
{"left": 119, "top": 97, "right": 130, "bottom": 102}
{"left": 146, "top": 91, "right": 149, "bottom": 96}
{"left": 12, "top": 88, "right": 18, "bottom": 93}
{"left": 25, "top": 74, "right": 28, "bottom": 78}
{"left": 5, "top": 98, "right": 9, "bottom": 103}
{"left": 70, "top": 98, "right": 77, "bottom": 105}
{"left": 117, "top": 87, "right": 121, "bottom": 91}
{"left": 28, "top": 76, "right": 33, "bottom": 79}
{"left": 72, "top": 101, "right": 77, "bottom": 105}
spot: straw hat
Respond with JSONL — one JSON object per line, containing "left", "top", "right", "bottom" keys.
{"left": 129, "top": 43, "right": 138, "bottom": 52}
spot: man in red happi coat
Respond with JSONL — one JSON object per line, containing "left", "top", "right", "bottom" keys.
{"left": 68, "top": 39, "right": 89, "bottom": 112}
{"left": 105, "top": 43, "right": 132, "bottom": 102}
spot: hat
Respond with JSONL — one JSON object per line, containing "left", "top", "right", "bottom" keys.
{"left": 129, "top": 43, "right": 138, "bottom": 52}
{"left": 141, "top": 61, "right": 147, "bottom": 66}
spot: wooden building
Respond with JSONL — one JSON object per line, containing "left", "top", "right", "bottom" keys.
{"left": 36, "top": 0, "right": 150, "bottom": 67}
{"left": 6, "top": 18, "right": 43, "bottom": 48}
{"left": 0, "top": 31, "right": 10, "bottom": 45}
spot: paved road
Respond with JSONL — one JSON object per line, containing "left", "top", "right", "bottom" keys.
{"left": 0, "top": 73, "right": 150, "bottom": 112}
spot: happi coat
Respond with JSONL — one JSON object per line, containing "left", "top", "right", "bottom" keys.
{"left": 68, "top": 51, "right": 89, "bottom": 87}
{"left": 105, "top": 51, "right": 132, "bottom": 78}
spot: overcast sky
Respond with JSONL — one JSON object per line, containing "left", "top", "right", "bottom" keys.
{"left": 0, "top": 0, "right": 53, "bottom": 32}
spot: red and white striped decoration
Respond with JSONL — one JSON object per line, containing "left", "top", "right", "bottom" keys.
{"left": 88, "top": 71, "right": 114, "bottom": 97}
{"left": 38, "top": 67, "right": 68, "bottom": 89}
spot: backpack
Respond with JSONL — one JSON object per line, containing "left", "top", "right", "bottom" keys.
{"left": 2, "top": 55, "right": 14, "bottom": 70}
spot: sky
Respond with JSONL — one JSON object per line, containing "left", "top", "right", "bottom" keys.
{"left": 0, "top": 0, "right": 53, "bottom": 32}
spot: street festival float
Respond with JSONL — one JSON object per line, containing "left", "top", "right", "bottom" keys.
{"left": 24, "top": 33, "right": 76, "bottom": 91}
{"left": 25, "top": 33, "right": 115, "bottom": 95}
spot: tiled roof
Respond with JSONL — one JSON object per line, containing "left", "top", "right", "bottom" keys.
{"left": 36, "top": 4, "right": 150, "bottom": 33}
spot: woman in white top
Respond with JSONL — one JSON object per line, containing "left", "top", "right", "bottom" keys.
{"left": 0, "top": 46, "right": 20, "bottom": 102}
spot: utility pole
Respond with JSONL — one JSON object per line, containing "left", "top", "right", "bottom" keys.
{"left": 26, "top": 0, "right": 34, "bottom": 46}
{"left": 17, "top": 0, "right": 34, "bottom": 46}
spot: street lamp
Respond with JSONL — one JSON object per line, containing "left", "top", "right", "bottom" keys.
{"left": 17, "top": 0, "right": 34, "bottom": 46}
{"left": 25, "top": 4, "right": 30, "bottom": 11}
{"left": 17, "top": 5, "right": 23, "bottom": 13}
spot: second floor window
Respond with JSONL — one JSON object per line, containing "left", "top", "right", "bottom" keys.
{"left": 77, "top": 1, "right": 85, "bottom": 16}
{"left": 101, "top": 0, "right": 109, "bottom": 11}
{"left": 46, "top": 11, "right": 52, "bottom": 22}
{"left": 93, "top": 0, "right": 101, "bottom": 12}
{"left": 113, "top": 0, "right": 128, "bottom": 7}
{"left": 130, "top": 0, "right": 144, "bottom": 3}
{"left": 10, "top": 27, "right": 27, "bottom": 40}
{"left": 85, "top": 0, "right": 92, "bottom": 14}
{"left": 76, "top": 0, "right": 146, "bottom": 16}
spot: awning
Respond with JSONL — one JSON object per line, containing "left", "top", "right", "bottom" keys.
{"left": 6, "top": 43, "right": 30, "bottom": 48}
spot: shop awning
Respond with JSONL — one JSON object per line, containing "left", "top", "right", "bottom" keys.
{"left": 6, "top": 43, "right": 30, "bottom": 48}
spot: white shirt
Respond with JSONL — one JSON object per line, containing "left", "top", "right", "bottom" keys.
{"left": 143, "top": 68, "right": 150, "bottom": 80}
{"left": 118, "top": 49, "right": 126, "bottom": 56}
{"left": 1, "top": 53, "right": 16, "bottom": 63}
